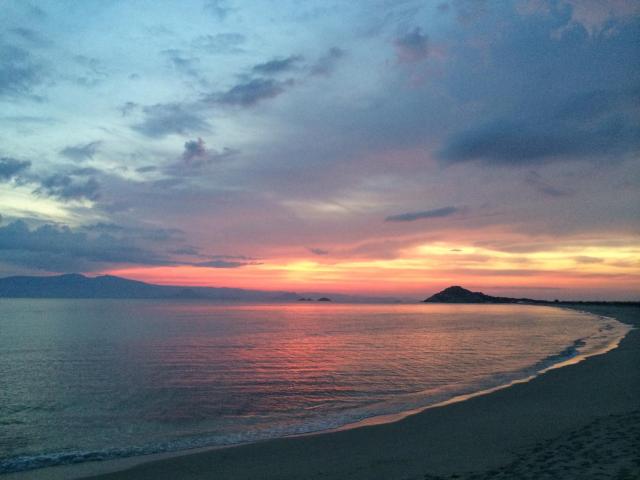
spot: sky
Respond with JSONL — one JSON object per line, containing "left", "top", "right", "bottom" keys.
{"left": 0, "top": 0, "right": 639, "bottom": 300}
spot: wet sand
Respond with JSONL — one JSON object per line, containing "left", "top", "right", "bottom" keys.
{"left": 19, "top": 305, "right": 640, "bottom": 480}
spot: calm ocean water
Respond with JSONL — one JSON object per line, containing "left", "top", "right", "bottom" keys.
{"left": 0, "top": 300, "right": 629, "bottom": 473}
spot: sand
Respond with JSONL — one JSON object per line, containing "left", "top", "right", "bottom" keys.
{"left": 14, "top": 305, "right": 640, "bottom": 480}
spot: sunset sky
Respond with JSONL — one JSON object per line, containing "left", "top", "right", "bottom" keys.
{"left": 1, "top": 0, "right": 639, "bottom": 300}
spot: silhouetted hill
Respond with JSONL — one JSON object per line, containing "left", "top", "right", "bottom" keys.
{"left": 423, "top": 286, "right": 640, "bottom": 305}
{"left": 424, "top": 286, "right": 527, "bottom": 304}
{"left": 0, "top": 273, "right": 300, "bottom": 301}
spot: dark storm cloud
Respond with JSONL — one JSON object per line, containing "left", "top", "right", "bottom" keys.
{"left": 0, "top": 42, "right": 44, "bottom": 98}
{"left": 214, "top": 78, "right": 294, "bottom": 107}
{"left": 385, "top": 206, "right": 459, "bottom": 222}
{"left": 0, "top": 220, "right": 170, "bottom": 271}
{"left": 60, "top": 141, "right": 101, "bottom": 161}
{"left": 252, "top": 55, "right": 303, "bottom": 75}
{"left": 0, "top": 157, "right": 31, "bottom": 181}
{"left": 394, "top": 27, "right": 429, "bottom": 63}
{"left": 132, "top": 102, "right": 211, "bottom": 138}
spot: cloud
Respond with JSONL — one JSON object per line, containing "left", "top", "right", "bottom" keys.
{"left": 182, "top": 137, "right": 207, "bottom": 163}
{"left": 441, "top": 120, "right": 558, "bottom": 163}
{"left": 394, "top": 27, "right": 429, "bottom": 63}
{"left": 1, "top": 156, "right": 101, "bottom": 203}
{"left": 170, "top": 246, "right": 201, "bottom": 256}
{"left": 437, "top": 6, "right": 640, "bottom": 166}
{"left": 70, "top": 167, "right": 102, "bottom": 176}
{"left": 9, "top": 27, "right": 50, "bottom": 47}
{"left": 0, "top": 42, "right": 44, "bottom": 98}
{"left": 119, "top": 101, "right": 138, "bottom": 117}
{"left": 35, "top": 174, "right": 100, "bottom": 202}
{"left": 518, "top": 0, "right": 640, "bottom": 35}
{"left": 165, "top": 138, "right": 238, "bottom": 174}
{"left": 60, "top": 141, "right": 101, "bottom": 161}
{"left": 72, "top": 55, "right": 107, "bottom": 87}
{"left": 385, "top": 206, "right": 459, "bottom": 222}
{"left": 308, "top": 247, "right": 329, "bottom": 255}
{"left": 0, "top": 157, "right": 31, "bottom": 181}
{"left": 193, "top": 33, "right": 246, "bottom": 54}
{"left": 214, "top": 78, "right": 294, "bottom": 107}
{"left": 133, "top": 103, "right": 211, "bottom": 138}
{"left": 204, "top": 47, "right": 344, "bottom": 109}
{"left": 194, "top": 259, "right": 258, "bottom": 268}
{"left": 555, "top": 88, "right": 636, "bottom": 121}
{"left": 83, "top": 222, "right": 184, "bottom": 242}
{"left": 194, "top": 254, "right": 261, "bottom": 268}
{"left": 440, "top": 87, "right": 640, "bottom": 164}
{"left": 0, "top": 220, "right": 170, "bottom": 271}
{"left": 252, "top": 55, "right": 303, "bottom": 75}
{"left": 440, "top": 111, "right": 640, "bottom": 164}
{"left": 204, "top": 0, "right": 233, "bottom": 19}
{"left": 574, "top": 255, "right": 604, "bottom": 264}
{"left": 565, "top": 0, "right": 640, "bottom": 33}
{"left": 310, "top": 47, "right": 345, "bottom": 76}
{"left": 161, "top": 49, "right": 204, "bottom": 81}
{"left": 524, "top": 171, "right": 570, "bottom": 197}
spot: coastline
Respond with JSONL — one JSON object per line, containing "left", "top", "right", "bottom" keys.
{"left": 7, "top": 304, "right": 639, "bottom": 480}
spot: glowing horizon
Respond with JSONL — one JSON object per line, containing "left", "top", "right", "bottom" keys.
{"left": 104, "top": 238, "right": 640, "bottom": 300}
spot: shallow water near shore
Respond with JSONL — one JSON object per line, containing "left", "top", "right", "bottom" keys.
{"left": 0, "top": 300, "right": 630, "bottom": 474}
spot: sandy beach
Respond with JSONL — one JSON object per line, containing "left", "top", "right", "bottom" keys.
{"left": 11, "top": 305, "right": 639, "bottom": 480}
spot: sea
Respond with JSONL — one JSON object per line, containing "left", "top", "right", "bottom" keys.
{"left": 0, "top": 299, "right": 630, "bottom": 474}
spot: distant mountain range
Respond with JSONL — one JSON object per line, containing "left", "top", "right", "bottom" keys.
{"left": 0, "top": 273, "right": 299, "bottom": 301}
{"left": 0, "top": 273, "right": 401, "bottom": 303}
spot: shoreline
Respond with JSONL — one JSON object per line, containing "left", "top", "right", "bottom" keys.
{"left": 5, "top": 304, "right": 638, "bottom": 480}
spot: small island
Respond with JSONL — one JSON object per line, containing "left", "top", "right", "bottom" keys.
{"left": 424, "top": 286, "right": 639, "bottom": 306}
{"left": 424, "top": 286, "right": 527, "bottom": 304}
